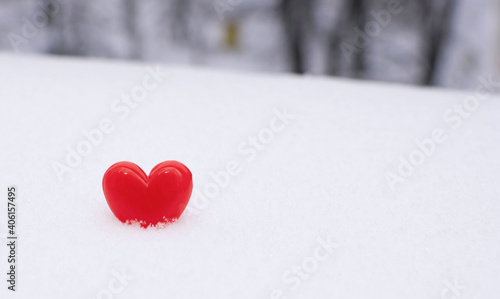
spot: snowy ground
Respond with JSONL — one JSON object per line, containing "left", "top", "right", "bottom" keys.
{"left": 0, "top": 53, "right": 499, "bottom": 298}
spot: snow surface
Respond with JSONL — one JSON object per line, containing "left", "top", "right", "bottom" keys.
{"left": 0, "top": 53, "right": 499, "bottom": 298}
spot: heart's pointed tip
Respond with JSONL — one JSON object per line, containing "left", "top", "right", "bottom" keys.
{"left": 120, "top": 217, "right": 180, "bottom": 229}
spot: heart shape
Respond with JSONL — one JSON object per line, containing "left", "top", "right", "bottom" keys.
{"left": 102, "top": 161, "right": 193, "bottom": 228}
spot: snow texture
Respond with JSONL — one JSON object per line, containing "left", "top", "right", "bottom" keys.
{"left": 0, "top": 53, "right": 499, "bottom": 298}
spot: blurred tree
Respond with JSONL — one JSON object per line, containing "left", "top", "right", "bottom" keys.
{"left": 0, "top": 0, "right": 483, "bottom": 89}
{"left": 345, "top": 0, "right": 366, "bottom": 77}
{"left": 171, "top": 0, "right": 191, "bottom": 44}
{"left": 325, "top": 0, "right": 370, "bottom": 77}
{"left": 419, "top": 0, "right": 456, "bottom": 85}
{"left": 325, "top": 0, "right": 348, "bottom": 76}
{"left": 279, "top": 0, "right": 313, "bottom": 74}
{"left": 124, "top": 0, "right": 141, "bottom": 59}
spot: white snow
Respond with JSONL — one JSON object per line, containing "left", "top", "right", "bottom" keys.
{"left": 0, "top": 53, "right": 499, "bottom": 298}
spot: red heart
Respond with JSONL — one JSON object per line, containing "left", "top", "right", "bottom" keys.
{"left": 102, "top": 161, "right": 193, "bottom": 228}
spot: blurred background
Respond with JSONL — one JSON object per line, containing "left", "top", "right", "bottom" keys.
{"left": 0, "top": 0, "right": 499, "bottom": 90}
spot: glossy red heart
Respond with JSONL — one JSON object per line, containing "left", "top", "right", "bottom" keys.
{"left": 102, "top": 161, "right": 193, "bottom": 228}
